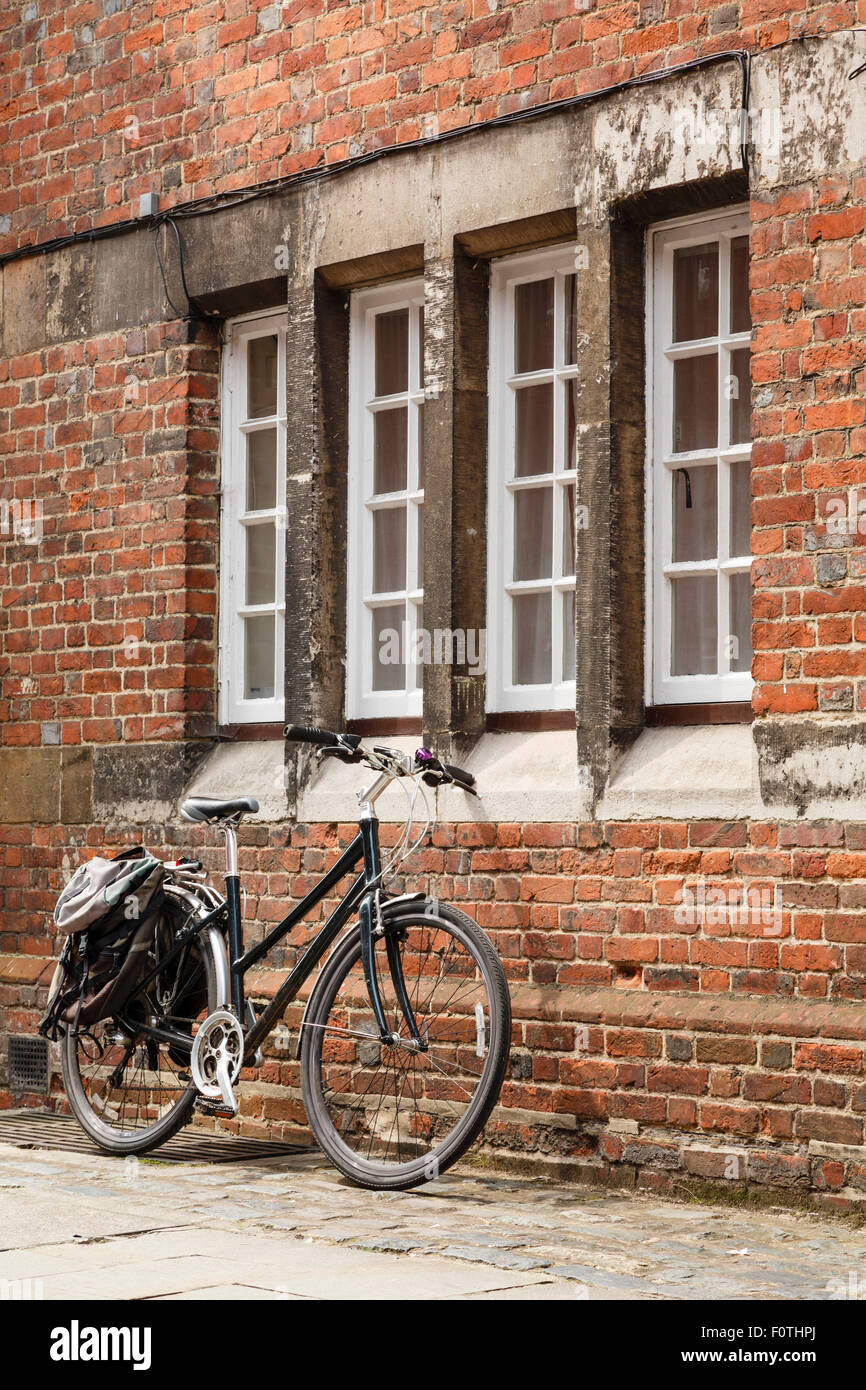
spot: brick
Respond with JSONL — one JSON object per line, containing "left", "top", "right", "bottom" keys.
{"left": 761, "top": 1041, "right": 792, "bottom": 1069}
{"left": 695, "top": 1037, "right": 757, "bottom": 1066}
{"left": 794, "top": 1043, "right": 863, "bottom": 1074}
{"left": 796, "top": 1111, "right": 864, "bottom": 1146}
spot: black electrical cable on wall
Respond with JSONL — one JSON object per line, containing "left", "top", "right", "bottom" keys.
{"left": 0, "top": 27, "right": 861, "bottom": 274}
{"left": 153, "top": 216, "right": 218, "bottom": 324}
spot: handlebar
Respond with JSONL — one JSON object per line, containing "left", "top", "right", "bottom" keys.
{"left": 283, "top": 725, "right": 476, "bottom": 792}
{"left": 414, "top": 749, "right": 476, "bottom": 792}
{"left": 284, "top": 725, "right": 343, "bottom": 747}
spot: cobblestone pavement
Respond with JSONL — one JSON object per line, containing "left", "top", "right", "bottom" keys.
{"left": 1, "top": 1139, "right": 865, "bottom": 1300}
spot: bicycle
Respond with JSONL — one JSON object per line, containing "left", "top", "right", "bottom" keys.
{"left": 60, "top": 727, "right": 512, "bottom": 1190}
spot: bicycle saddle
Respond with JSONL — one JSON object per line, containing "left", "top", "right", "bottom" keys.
{"left": 180, "top": 797, "right": 259, "bottom": 824}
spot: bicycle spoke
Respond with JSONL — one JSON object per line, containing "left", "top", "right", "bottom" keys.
{"left": 68, "top": 913, "right": 210, "bottom": 1141}
{"left": 310, "top": 916, "right": 497, "bottom": 1171}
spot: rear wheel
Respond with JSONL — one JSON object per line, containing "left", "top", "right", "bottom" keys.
{"left": 61, "top": 902, "right": 225, "bottom": 1155}
{"left": 301, "top": 904, "right": 511, "bottom": 1190}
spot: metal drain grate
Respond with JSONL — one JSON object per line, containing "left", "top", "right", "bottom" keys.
{"left": 0, "top": 1111, "right": 312, "bottom": 1165}
{"left": 8, "top": 1036, "right": 49, "bottom": 1094}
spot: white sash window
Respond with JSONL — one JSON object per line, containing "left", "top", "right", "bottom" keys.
{"left": 648, "top": 210, "right": 753, "bottom": 706}
{"left": 347, "top": 280, "right": 425, "bottom": 721}
{"left": 219, "top": 311, "right": 287, "bottom": 725}
{"left": 487, "top": 245, "right": 579, "bottom": 713}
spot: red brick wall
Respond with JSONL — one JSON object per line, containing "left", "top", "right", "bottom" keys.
{"left": 6, "top": 817, "right": 866, "bottom": 1203}
{"left": 0, "top": 323, "right": 220, "bottom": 745}
{"left": 1, "top": 0, "right": 861, "bottom": 256}
{"left": 751, "top": 177, "right": 866, "bottom": 717}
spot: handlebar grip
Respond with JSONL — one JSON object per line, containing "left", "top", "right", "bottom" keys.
{"left": 283, "top": 725, "right": 339, "bottom": 746}
{"left": 442, "top": 762, "right": 476, "bottom": 790}
{"left": 418, "top": 749, "right": 476, "bottom": 791}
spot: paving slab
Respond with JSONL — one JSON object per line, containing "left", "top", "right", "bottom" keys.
{"left": 0, "top": 1191, "right": 182, "bottom": 1250}
{"left": 2, "top": 1138, "right": 866, "bottom": 1300}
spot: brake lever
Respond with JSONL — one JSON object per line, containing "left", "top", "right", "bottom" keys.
{"left": 317, "top": 745, "right": 360, "bottom": 764}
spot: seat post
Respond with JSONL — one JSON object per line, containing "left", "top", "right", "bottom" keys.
{"left": 223, "top": 821, "right": 238, "bottom": 877}
{"left": 221, "top": 817, "right": 244, "bottom": 1018}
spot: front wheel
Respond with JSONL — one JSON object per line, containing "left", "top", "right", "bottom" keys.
{"left": 300, "top": 904, "right": 511, "bottom": 1190}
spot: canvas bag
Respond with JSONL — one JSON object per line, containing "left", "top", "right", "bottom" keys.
{"left": 40, "top": 850, "right": 166, "bottom": 1038}
{"left": 54, "top": 853, "right": 164, "bottom": 936}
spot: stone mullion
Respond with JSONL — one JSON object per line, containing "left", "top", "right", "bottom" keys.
{"left": 574, "top": 223, "right": 614, "bottom": 804}
{"left": 420, "top": 254, "right": 457, "bottom": 750}
{"left": 421, "top": 248, "right": 488, "bottom": 754}
{"left": 283, "top": 280, "right": 317, "bottom": 811}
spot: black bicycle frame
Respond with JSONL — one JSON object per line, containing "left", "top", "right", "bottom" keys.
{"left": 123, "top": 813, "right": 423, "bottom": 1062}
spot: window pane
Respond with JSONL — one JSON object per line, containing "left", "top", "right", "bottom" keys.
{"left": 562, "top": 482, "right": 575, "bottom": 575}
{"left": 246, "top": 524, "right": 276, "bottom": 605}
{"left": 673, "top": 243, "right": 718, "bottom": 342}
{"left": 673, "top": 464, "right": 717, "bottom": 563}
{"left": 375, "top": 309, "right": 408, "bottom": 396}
{"left": 244, "top": 614, "right": 275, "bottom": 699}
{"left": 373, "top": 407, "right": 407, "bottom": 493}
{"left": 247, "top": 335, "right": 278, "bottom": 419}
{"left": 513, "top": 486, "right": 552, "bottom": 581}
{"left": 372, "top": 602, "right": 405, "bottom": 691}
{"left": 562, "top": 589, "right": 575, "bottom": 682}
{"left": 729, "top": 571, "right": 752, "bottom": 673}
{"left": 671, "top": 575, "right": 717, "bottom": 676}
{"left": 730, "top": 459, "right": 751, "bottom": 559}
{"left": 415, "top": 503, "right": 424, "bottom": 589}
{"left": 515, "top": 277, "right": 554, "bottom": 373}
{"left": 417, "top": 402, "right": 425, "bottom": 489}
{"left": 729, "top": 347, "right": 751, "bottom": 445}
{"left": 730, "top": 235, "right": 750, "bottom": 334}
{"left": 513, "top": 592, "right": 551, "bottom": 685}
{"left": 673, "top": 354, "right": 718, "bottom": 452}
{"left": 563, "top": 273, "right": 578, "bottom": 365}
{"left": 515, "top": 382, "right": 553, "bottom": 476}
{"left": 247, "top": 428, "right": 277, "bottom": 510}
{"left": 564, "top": 378, "right": 577, "bottom": 472}
{"left": 373, "top": 506, "right": 406, "bottom": 594}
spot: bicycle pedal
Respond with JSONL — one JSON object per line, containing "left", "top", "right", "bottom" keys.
{"left": 194, "top": 1094, "right": 238, "bottom": 1118}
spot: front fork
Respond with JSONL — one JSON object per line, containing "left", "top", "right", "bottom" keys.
{"left": 359, "top": 815, "right": 425, "bottom": 1049}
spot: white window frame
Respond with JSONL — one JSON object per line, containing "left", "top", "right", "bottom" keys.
{"left": 347, "top": 279, "right": 425, "bottom": 722}
{"left": 647, "top": 207, "right": 753, "bottom": 707}
{"left": 487, "top": 244, "right": 579, "bottom": 714}
{"left": 218, "top": 309, "right": 287, "bottom": 725}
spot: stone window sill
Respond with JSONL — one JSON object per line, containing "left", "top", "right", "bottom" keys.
{"left": 298, "top": 730, "right": 592, "bottom": 824}
{"left": 596, "top": 724, "right": 759, "bottom": 822}
{"left": 182, "top": 725, "right": 758, "bottom": 827}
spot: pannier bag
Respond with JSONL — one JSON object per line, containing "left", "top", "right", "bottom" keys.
{"left": 54, "top": 851, "right": 163, "bottom": 935}
{"left": 39, "top": 848, "right": 165, "bottom": 1040}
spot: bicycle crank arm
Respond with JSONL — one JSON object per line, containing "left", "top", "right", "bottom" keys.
{"left": 216, "top": 1054, "right": 238, "bottom": 1114}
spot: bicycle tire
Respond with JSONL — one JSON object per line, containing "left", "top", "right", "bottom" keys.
{"left": 300, "top": 903, "right": 511, "bottom": 1190}
{"left": 61, "top": 909, "right": 226, "bottom": 1156}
